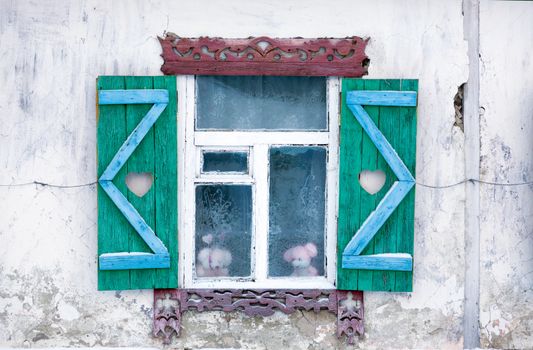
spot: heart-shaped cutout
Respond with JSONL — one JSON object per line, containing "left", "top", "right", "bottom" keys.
{"left": 125, "top": 172, "right": 154, "bottom": 197}
{"left": 358, "top": 170, "right": 386, "bottom": 195}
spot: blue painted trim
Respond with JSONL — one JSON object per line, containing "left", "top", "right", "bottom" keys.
{"left": 347, "top": 91, "right": 417, "bottom": 106}
{"left": 342, "top": 253, "right": 413, "bottom": 271}
{"left": 98, "top": 89, "right": 171, "bottom": 271}
{"left": 348, "top": 104, "right": 414, "bottom": 182}
{"left": 99, "top": 252, "right": 170, "bottom": 270}
{"left": 342, "top": 89, "right": 417, "bottom": 272}
{"left": 343, "top": 181, "right": 414, "bottom": 256}
{"left": 99, "top": 180, "right": 168, "bottom": 254}
{"left": 100, "top": 103, "right": 167, "bottom": 181}
{"left": 98, "top": 89, "right": 169, "bottom": 105}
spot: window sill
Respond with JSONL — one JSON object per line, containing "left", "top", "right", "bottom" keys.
{"left": 183, "top": 277, "right": 335, "bottom": 290}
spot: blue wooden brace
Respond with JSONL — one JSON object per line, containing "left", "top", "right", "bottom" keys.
{"left": 98, "top": 89, "right": 169, "bottom": 270}
{"left": 99, "top": 180, "right": 168, "bottom": 255}
{"left": 342, "top": 253, "right": 412, "bottom": 271}
{"left": 347, "top": 91, "right": 417, "bottom": 107}
{"left": 99, "top": 89, "right": 169, "bottom": 105}
{"left": 100, "top": 103, "right": 167, "bottom": 181}
{"left": 342, "top": 90, "right": 417, "bottom": 272}
{"left": 99, "top": 252, "right": 170, "bottom": 270}
{"left": 343, "top": 180, "right": 414, "bottom": 256}
{"left": 347, "top": 104, "right": 414, "bottom": 182}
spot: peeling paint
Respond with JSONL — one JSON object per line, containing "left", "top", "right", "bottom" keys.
{"left": 57, "top": 301, "right": 81, "bottom": 322}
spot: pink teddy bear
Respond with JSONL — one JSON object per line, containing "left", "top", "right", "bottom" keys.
{"left": 283, "top": 242, "right": 319, "bottom": 277}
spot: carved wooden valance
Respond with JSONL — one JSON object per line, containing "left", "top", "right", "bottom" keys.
{"left": 154, "top": 289, "right": 364, "bottom": 345}
{"left": 159, "top": 35, "right": 369, "bottom": 76}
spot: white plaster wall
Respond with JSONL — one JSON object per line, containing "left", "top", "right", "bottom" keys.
{"left": 0, "top": 0, "right": 511, "bottom": 348}
{"left": 479, "top": 1, "right": 533, "bottom": 348}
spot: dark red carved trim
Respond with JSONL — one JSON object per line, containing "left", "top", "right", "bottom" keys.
{"left": 153, "top": 289, "right": 363, "bottom": 345}
{"left": 153, "top": 290, "right": 181, "bottom": 343}
{"left": 159, "top": 35, "right": 369, "bottom": 77}
{"left": 337, "top": 291, "right": 365, "bottom": 344}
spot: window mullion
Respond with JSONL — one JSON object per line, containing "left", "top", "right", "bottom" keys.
{"left": 326, "top": 77, "right": 340, "bottom": 284}
{"left": 195, "top": 131, "right": 329, "bottom": 146}
{"left": 182, "top": 75, "right": 197, "bottom": 287}
{"left": 253, "top": 144, "right": 269, "bottom": 282}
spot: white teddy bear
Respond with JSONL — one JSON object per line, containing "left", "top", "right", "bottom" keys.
{"left": 196, "top": 246, "right": 233, "bottom": 277}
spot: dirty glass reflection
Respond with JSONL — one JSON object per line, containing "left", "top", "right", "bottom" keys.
{"left": 196, "top": 76, "right": 327, "bottom": 130}
{"left": 195, "top": 185, "right": 252, "bottom": 278}
{"left": 202, "top": 151, "right": 248, "bottom": 173}
{"left": 268, "top": 146, "right": 326, "bottom": 277}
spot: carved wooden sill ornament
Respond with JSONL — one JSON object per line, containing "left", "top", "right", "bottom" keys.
{"left": 159, "top": 34, "right": 369, "bottom": 76}
{"left": 153, "top": 289, "right": 364, "bottom": 345}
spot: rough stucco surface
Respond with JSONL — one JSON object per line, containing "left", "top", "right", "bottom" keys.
{"left": 479, "top": 1, "right": 533, "bottom": 348}
{"left": 3, "top": 0, "right": 524, "bottom": 348}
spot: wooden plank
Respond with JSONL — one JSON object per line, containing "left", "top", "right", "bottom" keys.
{"left": 372, "top": 79, "right": 401, "bottom": 291}
{"left": 162, "top": 61, "right": 369, "bottom": 77}
{"left": 99, "top": 252, "right": 170, "bottom": 270}
{"left": 337, "top": 78, "right": 364, "bottom": 290}
{"left": 100, "top": 103, "right": 167, "bottom": 181}
{"left": 355, "top": 79, "right": 380, "bottom": 290}
{"left": 395, "top": 79, "right": 418, "bottom": 292}
{"left": 342, "top": 253, "right": 412, "bottom": 271}
{"left": 343, "top": 180, "right": 414, "bottom": 256}
{"left": 97, "top": 76, "right": 130, "bottom": 290}
{"left": 99, "top": 89, "right": 169, "bottom": 104}
{"left": 99, "top": 180, "right": 168, "bottom": 254}
{"left": 153, "top": 76, "right": 178, "bottom": 288}
{"left": 347, "top": 91, "right": 417, "bottom": 106}
{"left": 159, "top": 36, "right": 369, "bottom": 77}
{"left": 338, "top": 79, "right": 418, "bottom": 292}
{"left": 347, "top": 104, "right": 414, "bottom": 182}
{"left": 97, "top": 76, "right": 178, "bottom": 290}
{"left": 125, "top": 76, "right": 156, "bottom": 289}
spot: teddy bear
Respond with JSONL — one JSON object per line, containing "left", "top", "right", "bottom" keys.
{"left": 283, "top": 242, "right": 319, "bottom": 277}
{"left": 196, "top": 246, "right": 233, "bottom": 277}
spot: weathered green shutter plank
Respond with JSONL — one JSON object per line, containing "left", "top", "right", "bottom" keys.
{"left": 372, "top": 79, "right": 400, "bottom": 291}
{"left": 154, "top": 76, "right": 178, "bottom": 288}
{"left": 97, "top": 76, "right": 177, "bottom": 291}
{"left": 126, "top": 76, "right": 156, "bottom": 289}
{"left": 97, "top": 76, "right": 130, "bottom": 291}
{"left": 357, "top": 79, "right": 380, "bottom": 291}
{"left": 337, "top": 78, "right": 364, "bottom": 290}
{"left": 337, "top": 78, "right": 417, "bottom": 292}
{"left": 395, "top": 79, "right": 418, "bottom": 292}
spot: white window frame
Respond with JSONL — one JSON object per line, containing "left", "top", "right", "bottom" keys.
{"left": 178, "top": 75, "right": 340, "bottom": 289}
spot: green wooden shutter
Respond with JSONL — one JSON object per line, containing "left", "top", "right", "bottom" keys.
{"left": 97, "top": 76, "right": 177, "bottom": 290}
{"left": 337, "top": 79, "right": 418, "bottom": 292}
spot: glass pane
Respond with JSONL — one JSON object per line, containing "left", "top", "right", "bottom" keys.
{"left": 202, "top": 151, "right": 248, "bottom": 173}
{"left": 195, "top": 185, "right": 252, "bottom": 278}
{"left": 268, "top": 146, "right": 327, "bottom": 277}
{"left": 196, "top": 76, "right": 327, "bottom": 130}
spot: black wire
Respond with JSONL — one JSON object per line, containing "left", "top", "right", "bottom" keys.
{"left": 0, "top": 179, "right": 531, "bottom": 189}
{"left": 416, "top": 178, "right": 533, "bottom": 189}
{"left": 0, "top": 181, "right": 98, "bottom": 188}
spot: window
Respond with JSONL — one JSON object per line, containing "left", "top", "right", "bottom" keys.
{"left": 178, "top": 75, "right": 340, "bottom": 289}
